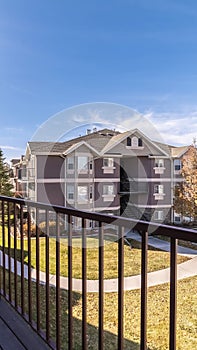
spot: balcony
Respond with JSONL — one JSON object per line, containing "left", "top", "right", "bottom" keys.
{"left": 0, "top": 195, "right": 197, "bottom": 349}
{"left": 119, "top": 180, "right": 148, "bottom": 195}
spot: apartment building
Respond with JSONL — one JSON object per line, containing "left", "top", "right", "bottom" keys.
{"left": 11, "top": 128, "right": 189, "bottom": 225}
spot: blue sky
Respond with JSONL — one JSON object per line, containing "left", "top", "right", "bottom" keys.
{"left": 0, "top": 0, "right": 197, "bottom": 161}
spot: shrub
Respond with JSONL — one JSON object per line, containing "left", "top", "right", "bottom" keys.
{"left": 22, "top": 223, "right": 44, "bottom": 237}
{"left": 39, "top": 220, "right": 64, "bottom": 236}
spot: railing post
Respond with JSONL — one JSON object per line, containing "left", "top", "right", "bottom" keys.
{"left": 141, "top": 231, "right": 148, "bottom": 350}
{"left": 99, "top": 222, "right": 104, "bottom": 350}
{"left": 82, "top": 218, "right": 87, "bottom": 350}
{"left": 170, "top": 237, "right": 177, "bottom": 350}
{"left": 118, "top": 226, "right": 124, "bottom": 350}
{"left": 68, "top": 214, "right": 73, "bottom": 350}
{"left": 56, "top": 212, "right": 61, "bottom": 349}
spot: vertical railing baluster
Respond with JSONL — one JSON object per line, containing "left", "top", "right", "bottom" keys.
{"left": 36, "top": 207, "right": 40, "bottom": 331}
{"left": 56, "top": 212, "right": 60, "bottom": 349}
{"left": 118, "top": 226, "right": 124, "bottom": 350}
{"left": 27, "top": 205, "right": 32, "bottom": 323}
{"left": 13, "top": 203, "right": 18, "bottom": 308}
{"left": 7, "top": 202, "right": 11, "bottom": 302}
{"left": 99, "top": 222, "right": 104, "bottom": 350}
{"left": 170, "top": 237, "right": 177, "bottom": 350}
{"left": 2, "top": 200, "right": 6, "bottom": 297}
{"left": 45, "top": 209, "right": 50, "bottom": 342}
{"left": 20, "top": 205, "right": 24, "bottom": 315}
{"left": 68, "top": 214, "right": 73, "bottom": 350}
{"left": 82, "top": 218, "right": 87, "bottom": 350}
{"left": 141, "top": 231, "right": 148, "bottom": 350}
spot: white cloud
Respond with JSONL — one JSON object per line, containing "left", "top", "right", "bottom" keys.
{"left": 146, "top": 112, "right": 197, "bottom": 146}
{"left": 0, "top": 145, "right": 24, "bottom": 151}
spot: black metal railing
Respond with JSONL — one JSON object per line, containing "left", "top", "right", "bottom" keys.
{"left": 0, "top": 195, "right": 197, "bottom": 350}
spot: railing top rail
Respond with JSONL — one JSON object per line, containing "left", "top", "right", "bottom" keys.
{"left": 0, "top": 195, "right": 197, "bottom": 242}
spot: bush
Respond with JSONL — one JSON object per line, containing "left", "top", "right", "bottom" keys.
{"left": 39, "top": 220, "right": 64, "bottom": 236}
{"left": 22, "top": 223, "right": 44, "bottom": 237}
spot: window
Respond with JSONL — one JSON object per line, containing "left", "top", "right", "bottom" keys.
{"left": 154, "top": 210, "right": 164, "bottom": 221}
{"left": 78, "top": 156, "right": 88, "bottom": 172}
{"left": 174, "top": 215, "right": 181, "bottom": 223}
{"left": 67, "top": 184, "right": 74, "bottom": 200}
{"left": 132, "top": 136, "right": 138, "bottom": 147}
{"left": 174, "top": 159, "right": 181, "bottom": 172}
{"left": 154, "top": 185, "right": 164, "bottom": 194}
{"left": 138, "top": 138, "right": 143, "bottom": 147}
{"left": 127, "top": 137, "right": 131, "bottom": 146}
{"left": 89, "top": 185, "right": 93, "bottom": 200}
{"left": 103, "top": 158, "right": 114, "bottom": 167}
{"left": 67, "top": 157, "right": 74, "bottom": 170}
{"left": 77, "top": 185, "right": 88, "bottom": 203}
{"left": 89, "top": 160, "right": 93, "bottom": 171}
{"left": 102, "top": 158, "right": 115, "bottom": 174}
{"left": 103, "top": 184, "right": 114, "bottom": 195}
{"left": 155, "top": 159, "right": 164, "bottom": 167}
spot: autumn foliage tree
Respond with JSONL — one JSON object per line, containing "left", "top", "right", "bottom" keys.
{"left": 174, "top": 143, "right": 197, "bottom": 222}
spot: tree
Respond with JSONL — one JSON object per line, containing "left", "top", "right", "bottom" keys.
{"left": 174, "top": 143, "right": 197, "bottom": 222}
{"left": 0, "top": 148, "right": 13, "bottom": 196}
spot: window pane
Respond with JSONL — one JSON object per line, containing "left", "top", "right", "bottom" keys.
{"left": 78, "top": 157, "right": 88, "bottom": 170}
{"left": 103, "top": 158, "right": 113, "bottom": 167}
{"left": 67, "top": 184, "right": 74, "bottom": 200}
{"left": 67, "top": 157, "right": 74, "bottom": 169}
{"left": 78, "top": 186, "right": 88, "bottom": 202}
{"left": 103, "top": 184, "right": 114, "bottom": 195}
{"left": 132, "top": 136, "right": 138, "bottom": 147}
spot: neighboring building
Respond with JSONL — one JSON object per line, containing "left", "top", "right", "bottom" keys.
{"left": 10, "top": 128, "right": 190, "bottom": 225}
{"left": 10, "top": 156, "right": 28, "bottom": 198}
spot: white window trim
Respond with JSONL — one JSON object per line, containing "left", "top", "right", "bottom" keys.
{"left": 102, "top": 157, "right": 115, "bottom": 174}
{"left": 154, "top": 210, "right": 164, "bottom": 221}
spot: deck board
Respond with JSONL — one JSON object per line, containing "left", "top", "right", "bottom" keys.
{"left": 0, "top": 298, "right": 51, "bottom": 350}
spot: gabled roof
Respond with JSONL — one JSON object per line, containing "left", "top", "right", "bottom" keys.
{"left": 101, "top": 129, "right": 171, "bottom": 157}
{"left": 27, "top": 129, "right": 118, "bottom": 155}
{"left": 171, "top": 146, "right": 189, "bottom": 158}
{"left": 63, "top": 140, "right": 100, "bottom": 156}
{"left": 26, "top": 128, "right": 189, "bottom": 159}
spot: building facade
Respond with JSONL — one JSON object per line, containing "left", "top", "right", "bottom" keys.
{"left": 11, "top": 128, "right": 190, "bottom": 225}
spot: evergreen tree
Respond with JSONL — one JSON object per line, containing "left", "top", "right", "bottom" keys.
{"left": 174, "top": 143, "right": 197, "bottom": 222}
{"left": 0, "top": 148, "right": 13, "bottom": 196}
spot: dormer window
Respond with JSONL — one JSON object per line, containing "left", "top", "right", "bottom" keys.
{"left": 132, "top": 136, "right": 138, "bottom": 147}
{"left": 126, "top": 136, "right": 143, "bottom": 148}
{"left": 127, "top": 137, "right": 131, "bottom": 146}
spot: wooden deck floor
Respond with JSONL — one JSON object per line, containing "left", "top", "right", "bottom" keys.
{"left": 0, "top": 298, "right": 51, "bottom": 350}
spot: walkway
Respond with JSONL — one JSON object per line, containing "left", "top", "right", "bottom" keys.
{"left": 126, "top": 231, "right": 197, "bottom": 257}
{"left": 1, "top": 234, "right": 197, "bottom": 293}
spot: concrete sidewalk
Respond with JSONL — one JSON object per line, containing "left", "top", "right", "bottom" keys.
{"left": 126, "top": 231, "right": 197, "bottom": 257}
{"left": 1, "top": 232, "right": 197, "bottom": 292}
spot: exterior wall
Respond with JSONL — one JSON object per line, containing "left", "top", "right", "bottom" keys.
{"left": 94, "top": 158, "right": 120, "bottom": 178}
{"left": 37, "top": 182, "right": 64, "bottom": 206}
{"left": 94, "top": 182, "right": 120, "bottom": 209}
{"left": 37, "top": 155, "right": 64, "bottom": 179}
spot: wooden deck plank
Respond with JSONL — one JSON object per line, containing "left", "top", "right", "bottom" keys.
{"left": 0, "top": 318, "right": 25, "bottom": 350}
{"left": 0, "top": 298, "right": 51, "bottom": 350}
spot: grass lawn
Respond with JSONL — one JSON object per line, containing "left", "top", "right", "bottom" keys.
{"left": 0, "top": 230, "right": 188, "bottom": 279}
{"left": 1, "top": 269, "right": 197, "bottom": 350}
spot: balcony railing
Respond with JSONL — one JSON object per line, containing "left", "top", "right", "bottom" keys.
{"left": 0, "top": 195, "right": 197, "bottom": 350}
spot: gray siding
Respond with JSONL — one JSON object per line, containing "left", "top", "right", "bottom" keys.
{"left": 37, "top": 183, "right": 64, "bottom": 206}
{"left": 37, "top": 156, "right": 65, "bottom": 179}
